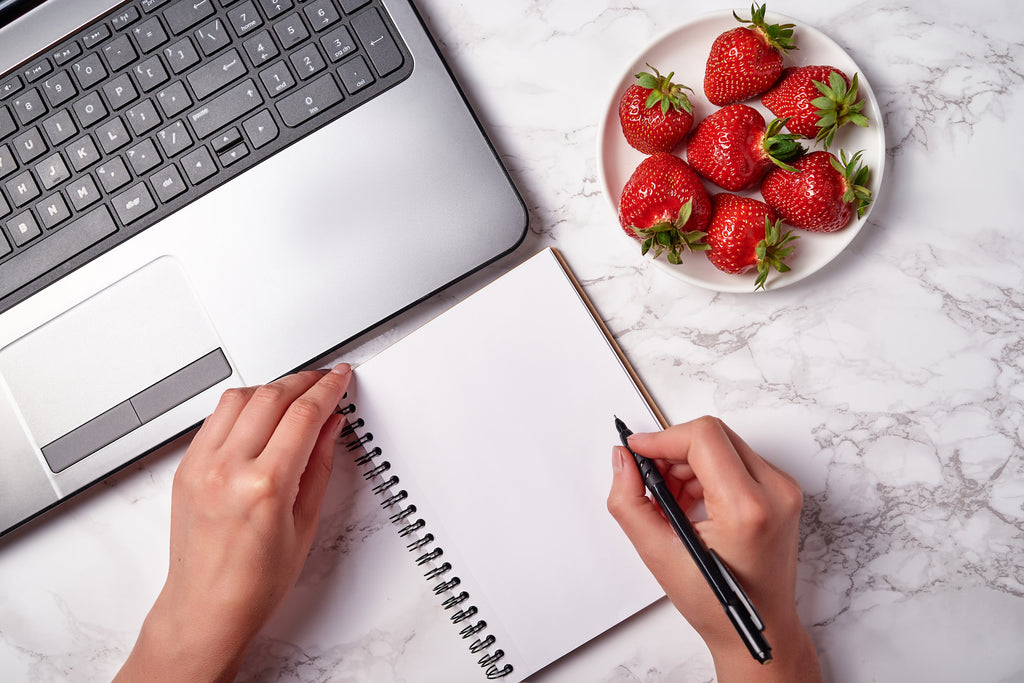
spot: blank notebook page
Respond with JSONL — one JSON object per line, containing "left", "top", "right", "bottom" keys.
{"left": 346, "top": 248, "right": 665, "bottom": 681}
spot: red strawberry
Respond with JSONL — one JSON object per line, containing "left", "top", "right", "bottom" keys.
{"left": 685, "top": 104, "right": 804, "bottom": 192}
{"left": 618, "top": 64, "right": 695, "bottom": 154}
{"left": 760, "top": 150, "right": 872, "bottom": 232}
{"left": 618, "top": 153, "right": 712, "bottom": 264}
{"left": 704, "top": 3, "right": 797, "bottom": 106}
{"left": 761, "top": 66, "right": 869, "bottom": 149}
{"left": 705, "top": 194, "right": 797, "bottom": 290}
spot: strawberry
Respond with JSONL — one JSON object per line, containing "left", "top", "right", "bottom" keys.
{"left": 760, "top": 150, "right": 872, "bottom": 232}
{"left": 705, "top": 193, "right": 797, "bottom": 290}
{"left": 761, "top": 66, "right": 869, "bottom": 149}
{"left": 685, "top": 104, "right": 804, "bottom": 192}
{"left": 704, "top": 3, "right": 797, "bottom": 106}
{"left": 618, "top": 64, "right": 695, "bottom": 154}
{"left": 618, "top": 152, "right": 712, "bottom": 264}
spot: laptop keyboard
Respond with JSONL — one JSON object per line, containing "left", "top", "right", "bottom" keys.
{"left": 0, "top": 0, "right": 412, "bottom": 314}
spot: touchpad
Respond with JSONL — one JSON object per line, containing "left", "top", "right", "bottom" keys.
{"left": 0, "top": 257, "right": 232, "bottom": 472}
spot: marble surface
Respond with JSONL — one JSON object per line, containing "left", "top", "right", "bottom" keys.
{"left": 2, "top": 0, "right": 1024, "bottom": 681}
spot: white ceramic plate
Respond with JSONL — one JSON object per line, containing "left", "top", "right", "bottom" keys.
{"left": 598, "top": 10, "right": 886, "bottom": 292}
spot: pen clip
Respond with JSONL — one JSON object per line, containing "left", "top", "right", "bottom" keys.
{"left": 709, "top": 548, "right": 765, "bottom": 632}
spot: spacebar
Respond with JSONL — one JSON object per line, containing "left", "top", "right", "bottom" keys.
{"left": 0, "top": 206, "right": 117, "bottom": 300}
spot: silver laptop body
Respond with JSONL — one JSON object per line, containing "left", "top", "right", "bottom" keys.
{"left": 0, "top": 0, "right": 527, "bottom": 535}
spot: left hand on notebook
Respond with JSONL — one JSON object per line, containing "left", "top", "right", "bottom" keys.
{"left": 115, "top": 364, "right": 352, "bottom": 682}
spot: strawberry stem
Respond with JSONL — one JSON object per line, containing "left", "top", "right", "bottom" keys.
{"left": 635, "top": 64, "right": 694, "bottom": 115}
{"left": 634, "top": 200, "right": 709, "bottom": 265}
{"left": 811, "top": 71, "right": 870, "bottom": 149}
{"left": 763, "top": 117, "right": 806, "bottom": 171}
{"left": 754, "top": 217, "right": 798, "bottom": 290}
{"left": 734, "top": 2, "right": 798, "bottom": 54}
{"left": 829, "top": 149, "right": 873, "bottom": 218}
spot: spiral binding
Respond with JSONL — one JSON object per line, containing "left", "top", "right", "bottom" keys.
{"left": 342, "top": 405, "right": 514, "bottom": 680}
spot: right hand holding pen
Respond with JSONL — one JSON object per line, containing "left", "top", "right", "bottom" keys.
{"left": 607, "top": 416, "right": 822, "bottom": 683}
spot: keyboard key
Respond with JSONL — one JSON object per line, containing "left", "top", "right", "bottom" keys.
{"left": 0, "top": 144, "right": 15, "bottom": 179}
{"left": 164, "top": 0, "right": 216, "bottom": 35}
{"left": 242, "top": 109, "right": 277, "bottom": 148}
{"left": 181, "top": 146, "right": 216, "bottom": 183}
{"left": 151, "top": 164, "right": 187, "bottom": 202}
{"left": 141, "top": 0, "right": 174, "bottom": 12}
{"left": 243, "top": 30, "right": 279, "bottom": 67}
{"left": 156, "top": 81, "right": 193, "bottom": 117}
{"left": 72, "top": 53, "right": 108, "bottom": 90}
{"left": 0, "top": 192, "right": 8, "bottom": 218}
{"left": 187, "top": 78, "right": 262, "bottom": 137}
{"left": 35, "top": 152, "right": 71, "bottom": 190}
{"left": 195, "top": 17, "right": 231, "bottom": 56}
{"left": 103, "top": 73, "right": 140, "bottom": 109}
{"left": 42, "top": 110, "right": 78, "bottom": 146}
{"left": 188, "top": 48, "right": 246, "bottom": 99}
{"left": 82, "top": 24, "right": 112, "bottom": 49}
{"left": 338, "top": 55, "right": 374, "bottom": 94}
{"left": 111, "top": 6, "right": 141, "bottom": 31}
{"left": 24, "top": 60, "right": 53, "bottom": 83}
{"left": 156, "top": 120, "right": 193, "bottom": 157}
{"left": 125, "top": 99, "right": 162, "bottom": 135}
{"left": 0, "top": 231, "right": 9, "bottom": 256}
{"left": 274, "top": 14, "right": 309, "bottom": 50}
{"left": 320, "top": 25, "right": 355, "bottom": 62}
{"left": 218, "top": 142, "right": 248, "bottom": 166}
{"left": 290, "top": 44, "right": 326, "bottom": 80}
{"left": 12, "top": 88, "right": 47, "bottom": 125}
{"left": 6, "top": 210, "right": 41, "bottom": 246}
{"left": 126, "top": 138, "right": 162, "bottom": 174}
{"left": 0, "top": 76, "right": 23, "bottom": 100}
{"left": 133, "top": 16, "right": 170, "bottom": 53}
{"left": 164, "top": 38, "right": 201, "bottom": 74}
{"left": 275, "top": 73, "right": 342, "bottom": 127}
{"left": 36, "top": 193, "right": 72, "bottom": 229}
{"left": 0, "top": 106, "right": 15, "bottom": 138}
{"left": 338, "top": 0, "right": 371, "bottom": 13}
{"left": 41, "top": 71, "right": 77, "bottom": 108}
{"left": 65, "top": 135, "right": 102, "bottom": 172}
{"left": 258, "top": 0, "right": 293, "bottom": 19}
{"left": 102, "top": 34, "right": 139, "bottom": 72}
{"left": 97, "top": 157, "right": 132, "bottom": 192}
{"left": 351, "top": 9, "right": 403, "bottom": 76}
{"left": 134, "top": 55, "right": 171, "bottom": 92}
{"left": 6, "top": 170, "right": 40, "bottom": 206}
{"left": 0, "top": 205, "right": 117, "bottom": 300}
{"left": 52, "top": 43, "right": 82, "bottom": 66}
{"left": 96, "top": 117, "right": 131, "bottom": 153}
{"left": 259, "top": 61, "right": 294, "bottom": 97}
{"left": 111, "top": 182, "right": 157, "bottom": 225}
{"left": 227, "top": 1, "right": 262, "bottom": 37}
{"left": 72, "top": 91, "right": 108, "bottom": 127}
{"left": 304, "top": 0, "right": 340, "bottom": 31}
{"left": 210, "top": 127, "right": 241, "bottom": 153}
{"left": 12, "top": 127, "right": 47, "bottom": 164}
{"left": 66, "top": 174, "right": 101, "bottom": 210}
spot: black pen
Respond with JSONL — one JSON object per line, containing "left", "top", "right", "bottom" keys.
{"left": 614, "top": 416, "right": 772, "bottom": 664}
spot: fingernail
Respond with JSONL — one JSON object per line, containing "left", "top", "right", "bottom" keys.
{"left": 330, "top": 362, "right": 352, "bottom": 376}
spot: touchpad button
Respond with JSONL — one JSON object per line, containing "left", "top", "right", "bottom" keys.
{"left": 0, "top": 257, "right": 231, "bottom": 464}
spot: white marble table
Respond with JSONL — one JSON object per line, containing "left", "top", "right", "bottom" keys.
{"left": 2, "top": 1, "right": 1023, "bottom": 681}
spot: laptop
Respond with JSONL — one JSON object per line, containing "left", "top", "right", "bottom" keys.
{"left": 0, "top": 0, "right": 528, "bottom": 536}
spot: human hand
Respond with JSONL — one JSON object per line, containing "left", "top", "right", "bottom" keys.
{"left": 607, "top": 416, "right": 821, "bottom": 683}
{"left": 116, "top": 364, "right": 353, "bottom": 683}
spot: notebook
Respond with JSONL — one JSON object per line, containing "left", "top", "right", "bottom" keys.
{"left": 337, "top": 248, "right": 667, "bottom": 681}
{"left": 0, "top": 0, "right": 527, "bottom": 536}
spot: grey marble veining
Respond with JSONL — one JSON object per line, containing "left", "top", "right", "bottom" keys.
{"left": 2, "top": 1, "right": 1023, "bottom": 681}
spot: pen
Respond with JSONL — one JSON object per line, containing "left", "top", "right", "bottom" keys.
{"left": 614, "top": 416, "right": 772, "bottom": 664}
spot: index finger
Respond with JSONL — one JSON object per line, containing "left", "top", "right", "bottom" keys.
{"left": 628, "top": 416, "right": 770, "bottom": 495}
{"left": 260, "top": 363, "right": 352, "bottom": 480}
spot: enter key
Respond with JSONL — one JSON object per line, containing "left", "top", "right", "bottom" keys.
{"left": 351, "top": 9, "right": 403, "bottom": 76}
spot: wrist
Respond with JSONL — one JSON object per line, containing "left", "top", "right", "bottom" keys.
{"left": 116, "top": 592, "right": 251, "bottom": 683}
{"left": 706, "top": 613, "right": 821, "bottom": 683}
